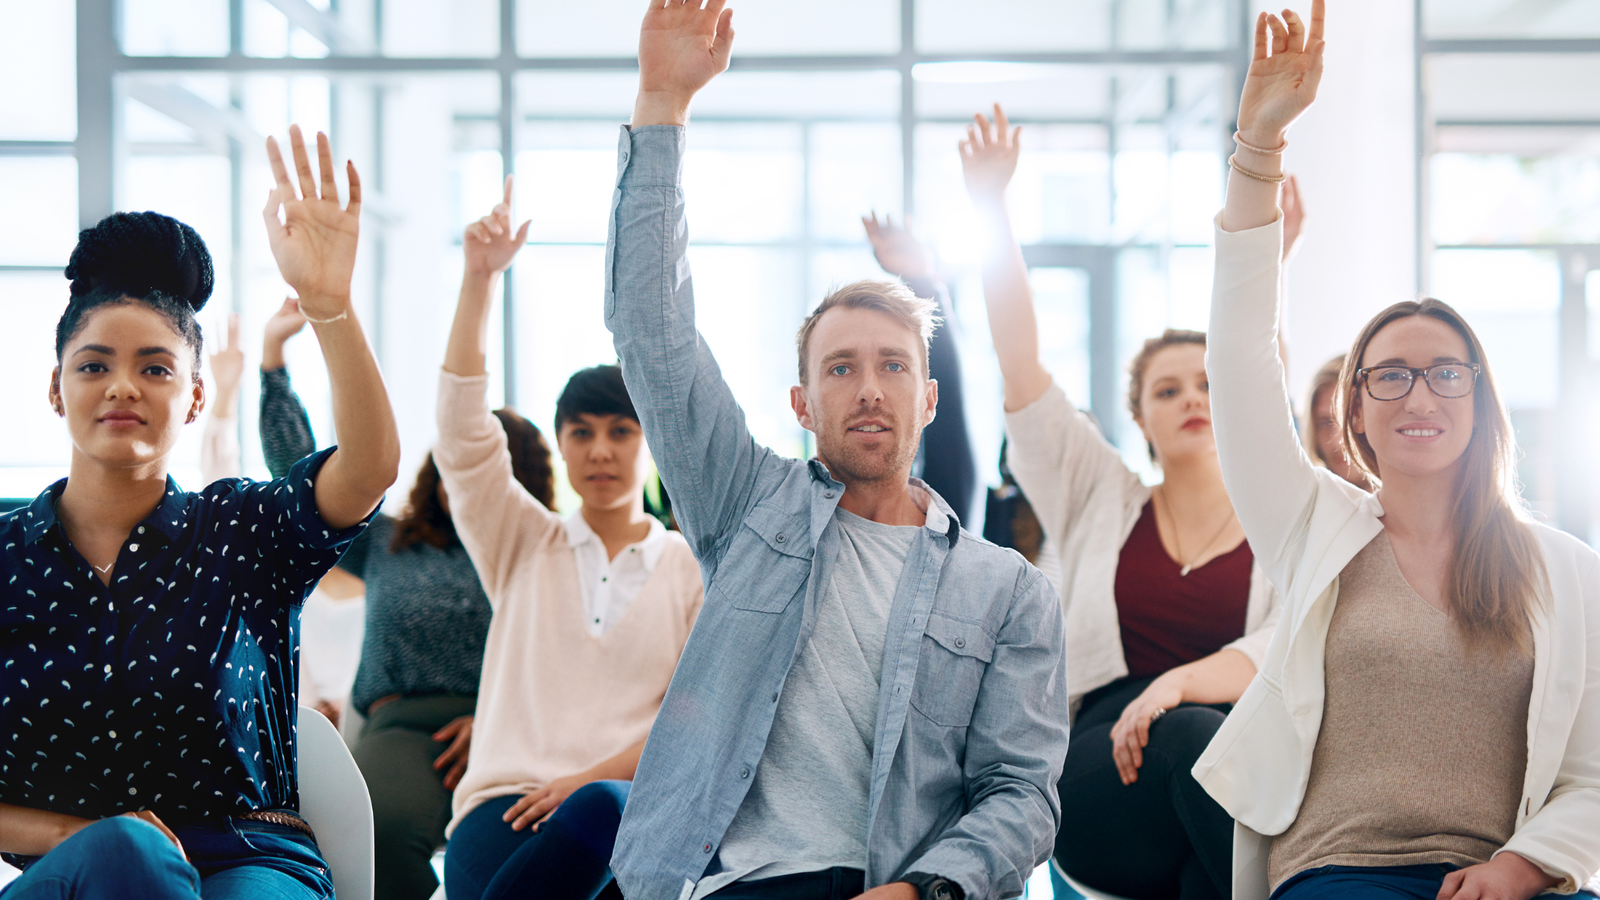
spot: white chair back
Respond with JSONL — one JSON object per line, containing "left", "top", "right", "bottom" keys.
{"left": 297, "top": 705, "right": 374, "bottom": 900}
{"left": 1050, "top": 858, "right": 1137, "bottom": 900}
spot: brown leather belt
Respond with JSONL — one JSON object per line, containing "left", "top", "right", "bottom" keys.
{"left": 238, "top": 809, "right": 316, "bottom": 840}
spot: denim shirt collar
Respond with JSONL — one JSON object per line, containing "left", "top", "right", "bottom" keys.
{"left": 805, "top": 458, "right": 961, "bottom": 549}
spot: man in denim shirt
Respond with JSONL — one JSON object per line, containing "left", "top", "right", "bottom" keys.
{"left": 604, "top": 4, "right": 1071, "bottom": 900}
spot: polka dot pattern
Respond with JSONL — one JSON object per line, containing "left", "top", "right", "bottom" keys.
{"left": 0, "top": 448, "right": 373, "bottom": 837}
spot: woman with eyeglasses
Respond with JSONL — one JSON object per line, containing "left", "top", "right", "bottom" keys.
{"left": 1195, "top": 3, "right": 1600, "bottom": 899}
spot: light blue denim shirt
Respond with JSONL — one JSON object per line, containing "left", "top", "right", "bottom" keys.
{"left": 604, "top": 125, "right": 1072, "bottom": 900}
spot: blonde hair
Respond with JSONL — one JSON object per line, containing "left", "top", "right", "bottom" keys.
{"left": 1339, "top": 299, "right": 1546, "bottom": 655}
{"left": 1302, "top": 353, "right": 1346, "bottom": 467}
{"left": 795, "top": 280, "right": 940, "bottom": 385}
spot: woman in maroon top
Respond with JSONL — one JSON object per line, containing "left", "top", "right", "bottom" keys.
{"left": 961, "top": 105, "right": 1299, "bottom": 900}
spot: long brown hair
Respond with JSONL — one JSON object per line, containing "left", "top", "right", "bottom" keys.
{"left": 1337, "top": 299, "right": 1546, "bottom": 654}
{"left": 391, "top": 408, "right": 557, "bottom": 552}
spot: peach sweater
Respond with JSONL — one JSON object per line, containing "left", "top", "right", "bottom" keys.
{"left": 433, "top": 371, "right": 704, "bottom": 835}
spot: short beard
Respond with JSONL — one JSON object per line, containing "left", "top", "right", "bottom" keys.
{"left": 816, "top": 428, "right": 921, "bottom": 486}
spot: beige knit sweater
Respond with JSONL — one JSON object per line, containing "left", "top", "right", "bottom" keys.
{"left": 1268, "top": 531, "right": 1533, "bottom": 888}
{"left": 433, "top": 371, "right": 704, "bottom": 835}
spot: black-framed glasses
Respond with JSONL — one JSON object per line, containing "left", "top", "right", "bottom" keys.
{"left": 1356, "top": 363, "right": 1481, "bottom": 401}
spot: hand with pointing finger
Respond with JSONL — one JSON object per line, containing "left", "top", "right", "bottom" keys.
{"left": 959, "top": 103, "right": 1022, "bottom": 208}
{"left": 465, "top": 175, "right": 531, "bottom": 279}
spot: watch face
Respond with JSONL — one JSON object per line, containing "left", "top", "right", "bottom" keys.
{"left": 929, "top": 881, "right": 955, "bottom": 900}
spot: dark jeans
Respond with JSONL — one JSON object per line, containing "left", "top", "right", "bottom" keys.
{"left": 353, "top": 693, "right": 476, "bottom": 900}
{"left": 706, "top": 868, "right": 867, "bottom": 900}
{"left": 1272, "top": 863, "right": 1597, "bottom": 899}
{"left": 1056, "top": 676, "right": 1234, "bottom": 900}
{"left": 444, "top": 781, "right": 629, "bottom": 900}
{"left": 1, "top": 814, "right": 332, "bottom": 900}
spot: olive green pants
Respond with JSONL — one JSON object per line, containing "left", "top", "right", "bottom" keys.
{"left": 352, "top": 694, "right": 477, "bottom": 900}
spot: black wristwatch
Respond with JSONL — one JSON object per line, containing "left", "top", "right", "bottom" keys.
{"left": 901, "top": 872, "right": 964, "bottom": 900}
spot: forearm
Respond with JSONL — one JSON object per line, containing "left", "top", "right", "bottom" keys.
{"left": 1220, "top": 141, "right": 1283, "bottom": 233}
{"left": 0, "top": 803, "right": 94, "bottom": 856}
{"left": 973, "top": 198, "right": 1051, "bottom": 411}
{"left": 583, "top": 739, "right": 647, "bottom": 782}
{"left": 444, "top": 269, "right": 498, "bottom": 377}
{"left": 260, "top": 366, "right": 317, "bottom": 478}
{"left": 201, "top": 406, "right": 240, "bottom": 483}
{"left": 262, "top": 337, "right": 289, "bottom": 372}
{"left": 308, "top": 306, "right": 400, "bottom": 526}
{"left": 1161, "top": 648, "right": 1257, "bottom": 706}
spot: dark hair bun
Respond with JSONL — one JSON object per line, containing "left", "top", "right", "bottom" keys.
{"left": 64, "top": 211, "right": 214, "bottom": 312}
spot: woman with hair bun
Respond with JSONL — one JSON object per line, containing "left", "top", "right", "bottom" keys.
{"left": 0, "top": 126, "right": 399, "bottom": 899}
{"left": 1197, "top": 4, "right": 1600, "bottom": 898}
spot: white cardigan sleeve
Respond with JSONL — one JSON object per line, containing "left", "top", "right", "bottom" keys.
{"left": 1205, "top": 215, "right": 1321, "bottom": 592}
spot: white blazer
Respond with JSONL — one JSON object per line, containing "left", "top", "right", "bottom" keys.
{"left": 1005, "top": 383, "right": 1282, "bottom": 716}
{"left": 1195, "top": 215, "right": 1600, "bottom": 899}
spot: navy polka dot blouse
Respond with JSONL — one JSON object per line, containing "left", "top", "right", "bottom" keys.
{"left": 1, "top": 448, "right": 373, "bottom": 835}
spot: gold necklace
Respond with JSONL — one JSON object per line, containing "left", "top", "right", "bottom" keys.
{"left": 1156, "top": 484, "right": 1237, "bottom": 577}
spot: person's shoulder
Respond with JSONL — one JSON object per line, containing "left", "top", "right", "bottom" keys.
{"left": 952, "top": 528, "right": 1044, "bottom": 588}
{"left": 1528, "top": 520, "right": 1600, "bottom": 576}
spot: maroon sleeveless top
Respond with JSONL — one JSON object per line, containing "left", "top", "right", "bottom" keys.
{"left": 1114, "top": 499, "right": 1253, "bottom": 679}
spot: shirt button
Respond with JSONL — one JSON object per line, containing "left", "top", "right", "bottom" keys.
{"left": 703, "top": 843, "right": 712, "bottom": 853}
{"left": 954, "top": 638, "right": 966, "bottom": 649}
{"left": 739, "top": 767, "right": 750, "bottom": 779}
{"left": 771, "top": 692, "right": 778, "bottom": 703}
{"left": 824, "top": 491, "right": 834, "bottom": 499}
{"left": 775, "top": 533, "right": 785, "bottom": 543}
{"left": 128, "top": 787, "right": 137, "bottom": 796}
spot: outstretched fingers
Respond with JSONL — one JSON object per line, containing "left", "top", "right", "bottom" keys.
{"left": 345, "top": 161, "right": 362, "bottom": 217}
{"left": 1308, "top": 0, "right": 1326, "bottom": 44}
{"left": 288, "top": 125, "right": 320, "bottom": 201}
{"left": 1253, "top": 11, "right": 1269, "bottom": 61}
{"left": 316, "top": 132, "right": 339, "bottom": 205}
{"left": 265, "top": 136, "right": 295, "bottom": 197}
{"left": 1267, "top": 13, "right": 1288, "bottom": 56}
{"left": 1283, "top": 8, "right": 1305, "bottom": 53}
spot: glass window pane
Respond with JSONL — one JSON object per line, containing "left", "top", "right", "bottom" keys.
{"left": 520, "top": 0, "right": 897, "bottom": 56}
{"left": 1031, "top": 268, "right": 1091, "bottom": 408}
{"left": 1425, "top": 0, "right": 1600, "bottom": 39}
{"left": 1432, "top": 153, "right": 1600, "bottom": 245}
{"left": 917, "top": 0, "right": 1110, "bottom": 52}
{"left": 1430, "top": 249, "right": 1560, "bottom": 410}
{"left": 811, "top": 123, "right": 902, "bottom": 243}
{"left": 1116, "top": 0, "right": 1230, "bottom": 50}
{"left": 1429, "top": 54, "right": 1600, "bottom": 122}
{"left": 696, "top": 71, "right": 900, "bottom": 120}
{"left": 915, "top": 64, "right": 1110, "bottom": 120}
{"left": 516, "top": 126, "right": 621, "bottom": 245}
{"left": 683, "top": 124, "right": 804, "bottom": 244}
{"left": 122, "top": 0, "right": 230, "bottom": 56}
{"left": 0, "top": 274, "right": 75, "bottom": 491}
{"left": 0, "top": 158, "right": 79, "bottom": 266}
{"left": 383, "top": 0, "right": 499, "bottom": 57}
{"left": 691, "top": 247, "right": 808, "bottom": 457}
{"left": 0, "top": 1, "right": 75, "bottom": 140}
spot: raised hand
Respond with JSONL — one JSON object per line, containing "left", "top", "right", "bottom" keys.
{"left": 261, "top": 297, "right": 308, "bottom": 370}
{"left": 959, "top": 103, "right": 1022, "bottom": 207}
{"left": 1237, "top": 1, "right": 1326, "bottom": 147}
{"left": 465, "top": 175, "right": 531, "bottom": 278}
{"left": 862, "top": 212, "right": 936, "bottom": 283}
{"left": 263, "top": 125, "right": 361, "bottom": 321}
{"left": 1281, "top": 174, "right": 1306, "bottom": 261}
{"left": 208, "top": 313, "right": 245, "bottom": 403}
{"left": 633, "top": 0, "right": 734, "bottom": 127}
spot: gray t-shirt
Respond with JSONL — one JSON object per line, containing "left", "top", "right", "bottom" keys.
{"left": 692, "top": 508, "right": 919, "bottom": 898}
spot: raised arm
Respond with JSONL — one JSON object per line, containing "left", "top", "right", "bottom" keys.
{"left": 201, "top": 313, "right": 244, "bottom": 483}
{"left": 263, "top": 126, "right": 400, "bottom": 529}
{"left": 435, "top": 176, "right": 562, "bottom": 599}
{"left": 960, "top": 104, "right": 1051, "bottom": 413}
{"left": 258, "top": 299, "right": 317, "bottom": 478}
{"left": 1206, "top": 1, "right": 1327, "bottom": 573}
{"left": 608, "top": 0, "right": 782, "bottom": 556}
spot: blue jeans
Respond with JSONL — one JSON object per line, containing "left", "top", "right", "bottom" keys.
{"left": 444, "top": 780, "right": 629, "bottom": 900}
{"left": 1, "top": 815, "right": 332, "bottom": 900}
{"left": 1272, "top": 863, "right": 1594, "bottom": 899}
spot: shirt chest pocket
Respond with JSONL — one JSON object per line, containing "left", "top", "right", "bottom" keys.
{"left": 910, "top": 612, "right": 996, "bottom": 727}
{"left": 722, "top": 503, "right": 812, "bottom": 615}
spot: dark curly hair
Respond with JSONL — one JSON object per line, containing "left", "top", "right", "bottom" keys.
{"left": 58, "top": 211, "right": 214, "bottom": 379}
{"left": 390, "top": 408, "right": 558, "bottom": 552}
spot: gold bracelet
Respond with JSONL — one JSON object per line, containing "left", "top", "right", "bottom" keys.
{"left": 303, "top": 308, "right": 349, "bottom": 325}
{"left": 1233, "top": 130, "right": 1287, "bottom": 155}
{"left": 1228, "top": 154, "right": 1287, "bottom": 184}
